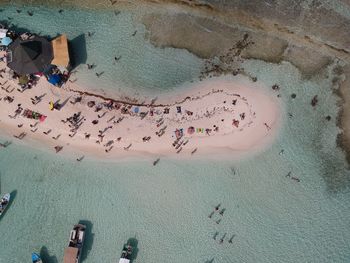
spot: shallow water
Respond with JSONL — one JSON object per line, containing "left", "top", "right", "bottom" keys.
{"left": 1, "top": 4, "right": 202, "bottom": 96}
{"left": 0, "top": 3, "right": 350, "bottom": 263}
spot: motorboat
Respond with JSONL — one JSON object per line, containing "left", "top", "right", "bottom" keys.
{"left": 0, "top": 193, "right": 10, "bottom": 216}
{"left": 63, "top": 224, "right": 86, "bottom": 263}
{"left": 119, "top": 242, "right": 133, "bottom": 263}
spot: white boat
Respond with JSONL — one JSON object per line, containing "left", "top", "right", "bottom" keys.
{"left": 119, "top": 243, "right": 133, "bottom": 263}
{"left": 0, "top": 193, "right": 10, "bottom": 216}
{"left": 63, "top": 224, "right": 86, "bottom": 263}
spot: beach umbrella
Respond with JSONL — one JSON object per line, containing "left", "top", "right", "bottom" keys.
{"left": 1, "top": 36, "right": 12, "bottom": 46}
{"left": 87, "top": 101, "right": 95, "bottom": 107}
{"left": 18, "top": 75, "right": 29, "bottom": 85}
{"left": 48, "top": 74, "right": 61, "bottom": 86}
{"left": 7, "top": 35, "right": 53, "bottom": 74}
{"left": 187, "top": 126, "right": 195, "bottom": 135}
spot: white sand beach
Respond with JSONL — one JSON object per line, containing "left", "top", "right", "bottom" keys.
{"left": 0, "top": 60, "right": 281, "bottom": 160}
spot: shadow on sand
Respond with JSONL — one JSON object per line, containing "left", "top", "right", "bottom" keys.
{"left": 79, "top": 219, "right": 94, "bottom": 262}
{"left": 40, "top": 246, "right": 58, "bottom": 263}
{"left": 69, "top": 34, "right": 87, "bottom": 69}
{"left": 0, "top": 189, "right": 17, "bottom": 220}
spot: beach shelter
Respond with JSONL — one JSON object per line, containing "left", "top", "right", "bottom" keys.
{"left": 51, "top": 34, "right": 70, "bottom": 68}
{"left": 1, "top": 36, "right": 12, "bottom": 46}
{"left": 6, "top": 35, "right": 53, "bottom": 74}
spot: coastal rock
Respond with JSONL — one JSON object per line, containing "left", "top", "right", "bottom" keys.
{"left": 282, "top": 45, "right": 333, "bottom": 77}
{"left": 142, "top": 13, "right": 248, "bottom": 59}
{"left": 142, "top": 13, "right": 289, "bottom": 63}
{"left": 337, "top": 64, "right": 350, "bottom": 165}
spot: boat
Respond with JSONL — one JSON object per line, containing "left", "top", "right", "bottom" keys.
{"left": 32, "top": 252, "right": 42, "bottom": 263}
{"left": 0, "top": 193, "right": 10, "bottom": 216}
{"left": 63, "top": 224, "right": 86, "bottom": 263}
{"left": 119, "top": 243, "right": 133, "bottom": 263}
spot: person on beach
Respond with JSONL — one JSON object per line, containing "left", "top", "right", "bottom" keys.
{"left": 228, "top": 235, "right": 235, "bottom": 243}
{"left": 219, "top": 233, "right": 226, "bottom": 244}
{"left": 87, "top": 64, "right": 95, "bottom": 69}
{"left": 264, "top": 123, "right": 271, "bottom": 131}
{"left": 219, "top": 208, "right": 225, "bottom": 216}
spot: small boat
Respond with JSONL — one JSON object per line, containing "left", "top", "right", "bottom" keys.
{"left": 63, "top": 224, "right": 86, "bottom": 263}
{"left": 0, "top": 193, "right": 10, "bottom": 216}
{"left": 119, "top": 243, "right": 133, "bottom": 263}
{"left": 32, "top": 252, "right": 42, "bottom": 263}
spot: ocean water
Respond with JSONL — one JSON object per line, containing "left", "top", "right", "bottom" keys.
{"left": 0, "top": 3, "right": 350, "bottom": 263}
{"left": 0, "top": 4, "right": 202, "bottom": 97}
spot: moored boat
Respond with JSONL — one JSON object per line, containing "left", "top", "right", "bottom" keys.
{"left": 119, "top": 243, "right": 133, "bottom": 263}
{"left": 32, "top": 252, "right": 42, "bottom": 263}
{"left": 63, "top": 224, "right": 86, "bottom": 263}
{"left": 0, "top": 193, "right": 10, "bottom": 216}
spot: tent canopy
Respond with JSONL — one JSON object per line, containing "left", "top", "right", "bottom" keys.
{"left": 7, "top": 35, "right": 53, "bottom": 74}
{"left": 1, "top": 36, "right": 12, "bottom": 46}
{"left": 51, "top": 34, "right": 69, "bottom": 67}
{"left": 48, "top": 74, "right": 61, "bottom": 85}
{"left": 0, "top": 29, "right": 7, "bottom": 38}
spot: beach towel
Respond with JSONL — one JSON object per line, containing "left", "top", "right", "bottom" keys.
{"left": 197, "top": 128, "right": 204, "bottom": 133}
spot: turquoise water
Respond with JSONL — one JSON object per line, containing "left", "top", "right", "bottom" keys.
{"left": 0, "top": 4, "right": 202, "bottom": 96}
{"left": 0, "top": 3, "right": 350, "bottom": 263}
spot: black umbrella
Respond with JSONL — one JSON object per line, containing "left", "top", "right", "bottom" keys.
{"left": 7, "top": 35, "right": 53, "bottom": 74}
